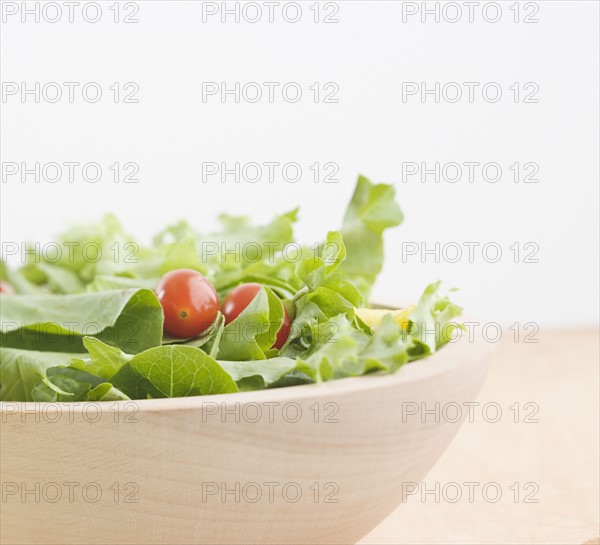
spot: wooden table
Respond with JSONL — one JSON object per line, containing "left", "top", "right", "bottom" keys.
{"left": 360, "top": 329, "right": 600, "bottom": 545}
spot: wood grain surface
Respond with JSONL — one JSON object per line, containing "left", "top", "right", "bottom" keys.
{"left": 360, "top": 328, "right": 600, "bottom": 545}
{"left": 0, "top": 331, "right": 494, "bottom": 545}
{"left": 1, "top": 329, "right": 597, "bottom": 545}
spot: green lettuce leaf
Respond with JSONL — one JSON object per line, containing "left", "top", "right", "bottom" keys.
{"left": 0, "top": 288, "right": 163, "bottom": 354}
{"left": 110, "top": 345, "right": 238, "bottom": 398}
{"left": 1, "top": 260, "right": 45, "bottom": 294}
{"left": 0, "top": 347, "right": 77, "bottom": 401}
{"left": 69, "top": 336, "right": 132, "bottom": 379}
{"left": 215, "top": 286, "right": 284, "bottom": 361}
{"left": 293, "top": 314, "right": 411, "bottom": 382}
{"left": 408, "top": 281, "right": 463, "bottom": 353}
{"left": 339, "top": 175, "right": 403, "bottom": 296}
{"left": 282, "top": 232, "right": 363, "bottom": 358}
{"left": 0, "top": 176, "right": 464, "bottom": 402}
{"left": 85, "top": 275, "right": 158, "bottom": 293}
{"left": 218, "top": 357, "right": 301, "bottom": 391}
{"left": 21, "top": 262, "right": 85, "bottom": 294}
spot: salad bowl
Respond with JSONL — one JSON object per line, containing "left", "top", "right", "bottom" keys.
{"left": 0, "top": 331, "right": 493, "bottom": 545}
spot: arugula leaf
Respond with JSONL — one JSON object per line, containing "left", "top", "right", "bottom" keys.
{"left": 0, "top": 289, "right": 163, "bottom": 354}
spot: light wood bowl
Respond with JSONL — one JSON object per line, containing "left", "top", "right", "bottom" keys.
{"left": 0, "top": 333, "right": 494, "bottom": 545}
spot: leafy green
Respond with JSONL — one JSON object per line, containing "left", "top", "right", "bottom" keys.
{"left": 85, "top": 275, "right": 158, "bottom": 293}
{"left": 110, "top": 345, "right": 238, "bottom": 398}
{"left": 0, "top": 175, "right": 464, "bottom": 402}
{"left": 339, "top": 175, "right": 404, "bottom": 295}
{"left": 407, "top": 281, "right": 463, "bottom": 353}
{"left": 216, "top": 287, "right": 284, "bottom": 361}
{"left": 0, "top": 347, "right": 77, "bottom": 401}
{"left": 290, "top": 314, "right": 410, "bottom": 382}
{"left": 32, "top": 366, "right": 108, "bottom": 402}
{"left": 21, "top": 263, "right": 85, "bottom": 294}
{"left": 69, "top": 337, "right": 132, "bottom": 379}
{"left": 218, "top": 357, "right": 300, "bottom": 391}
{"left": 0, "top": 289, "right": 163, "bottom": 354}
{"left": 1, "top": 259, "right": 45, "bottom": 294}
{"left": 281, "top": 232, "right": 362, "bottom": 358}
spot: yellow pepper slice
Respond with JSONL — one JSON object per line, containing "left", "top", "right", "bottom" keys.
{"left": 355, "top": 305, "right": 416, "bottom": 331}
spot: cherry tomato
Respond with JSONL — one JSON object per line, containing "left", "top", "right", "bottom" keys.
{"left": 273, "top": 307, "right": 292, "bottom": 350}
{"left": 156, "top": 269, "right": 219, "bottom": 338}
{"left": 221, "top": 283, "right": 291, "bottom": 349}
{"left": 221, "top": 283, "right": 262, "bottom": 324}
{"left": 0, "top": 281, "right": 14, "bottom": 295}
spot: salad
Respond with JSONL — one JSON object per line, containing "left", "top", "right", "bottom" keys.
{"left": 0, "top": 176, "right": 462, "bottom": 402}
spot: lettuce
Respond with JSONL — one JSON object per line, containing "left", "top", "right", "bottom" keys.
{"left": 280, "top": 232, "right": 363, "bottom": 359}
{"left": 109, "top": 346, "right": 238, "bottom": 398}
{"left": 0, "top": 175, "right": 463, "bottom": 401}
{"left": 0, "top": 348, "right": 81, "bottom": 401}
{"left": 339, "top": 175, "right": 404, "bottom": 296}
{"left": 215, "top": 286, "right": 284, "bottom": 361}
{"left": 0, "top": 288, "right": 163, "bottom": 354}
{"left": 407, "top": 281, "right": 463, "bottom": 354}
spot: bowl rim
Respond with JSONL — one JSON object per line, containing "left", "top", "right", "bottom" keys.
{"left": 0, "top": 331, "right": 495, "bottom": 414}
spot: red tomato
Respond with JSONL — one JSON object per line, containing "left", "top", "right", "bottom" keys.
{"left": 221, "top": 283, "right": 262, "bottom": 324}
{"left": 156, "top": 269, "right": 219, "bottom": 338}
{"left": 273, "top": 307, "right": 291, "bottom": 350}
{"left": 0, "top": 281, "right": 14, "bottom": 295}
{"left": 221, "top": 283, "right": 291, "bottom": 349}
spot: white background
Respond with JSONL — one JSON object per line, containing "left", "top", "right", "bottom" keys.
{"left": 1, "top": 0, "right": 598, "bottom": 326}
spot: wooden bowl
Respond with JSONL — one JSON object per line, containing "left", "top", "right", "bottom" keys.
{"left": 0, "top": 333, "right": 494, "bottom": 545}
